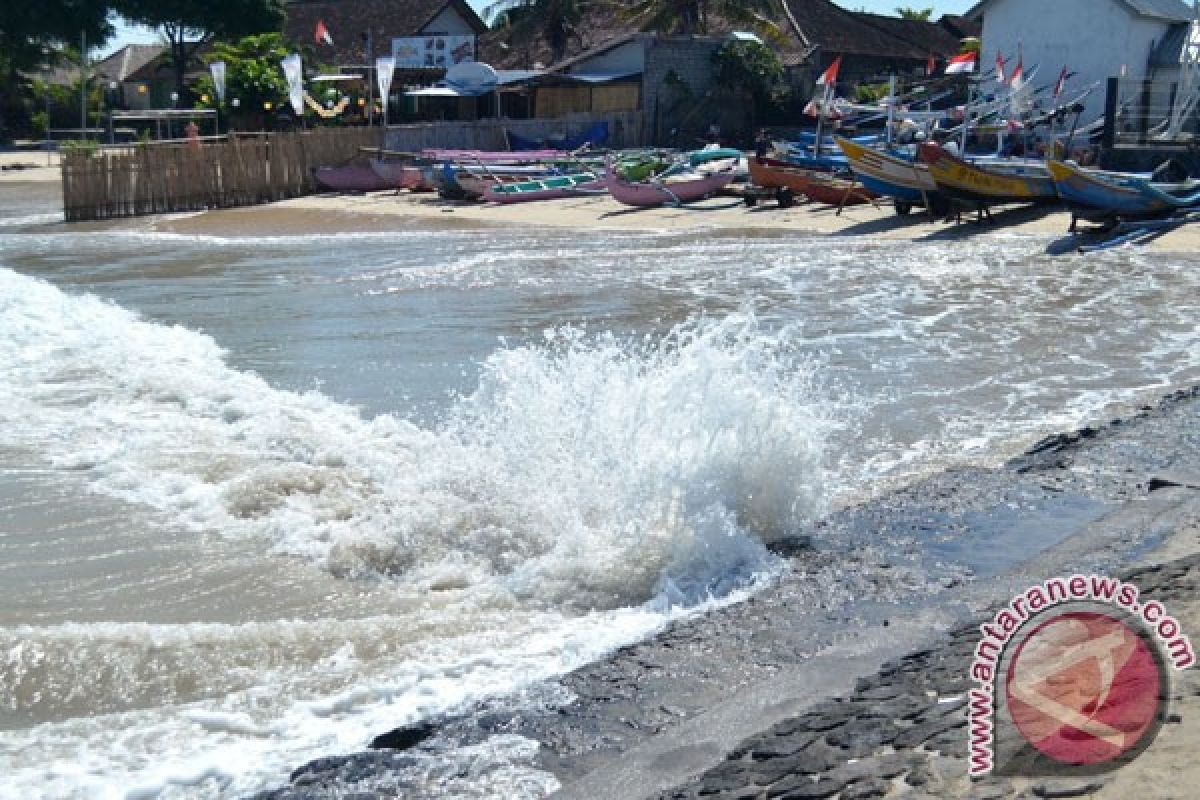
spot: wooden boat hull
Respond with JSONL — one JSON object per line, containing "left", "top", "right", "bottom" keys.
{"left": 605, "top": 165, "right": 733, "bottom": 207}
{"left": 835, "top": 136, "right": 937, "bottom": 203}
{"left": 313, "top": 165, "right": 393, "bottom": 193}
{"left": 749, "top": 158, "right": 874, "bottom": 206}
{"left": 486, "top": 173, "right": 603, "bottom": 203}
{"left": 1046, "top": 159, "right": 1200, "bottom": 220}
{"left": 369, "top": 160, "right": 431, "bottom": 191}
{"left": 918, "top": 143, "right": 1058, "bottom": 205}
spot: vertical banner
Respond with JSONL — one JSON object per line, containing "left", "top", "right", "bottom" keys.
{"left": 375, "top": 56, "right": 395, "bottom": 125}
{"left": 209, "top": 61, "right": 227, "bottom": 104}
{"left": 281, "top": 53, "right": 304, "bottom": 116}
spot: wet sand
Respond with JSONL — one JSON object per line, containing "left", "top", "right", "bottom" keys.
{"left": 267, "top": 189, "right": 1200, "bottom": 253}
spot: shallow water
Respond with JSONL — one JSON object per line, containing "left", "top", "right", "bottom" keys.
{"left": 1, "top": 188, "right": 1198, "bottom": 798}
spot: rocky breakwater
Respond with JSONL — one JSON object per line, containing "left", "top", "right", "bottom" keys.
{"left": 251, "top": 387, "right": 1200, "bottom": 800}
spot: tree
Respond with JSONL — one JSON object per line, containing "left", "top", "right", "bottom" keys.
{"left": 712, "top": 39, "right": 786, "bottom": 129}
{"left": 194, "top": 32, "right": 291, "bottom": 129}
{"left": 485, "top": 0, "right": 585, "bottom": 65}
{"left": 116, "top": 0, "right": 286, "bottom": 106}
{"left": 621, "top": 0, "right": 783, "bottom": 38}
{"left": 895, "top": 7, "right": 933, "bottom": 20}
{"left": 0, "top": 1, "right": 116, "bottom": 139}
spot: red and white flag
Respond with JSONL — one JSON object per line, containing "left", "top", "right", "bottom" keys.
{"left": 1054, "top": 65, "right": 1070, "bottom": 98}
{"left": 1010, "top": 57, "right": 1024, "bottom": 90}
{"left": 817, "top": 55, "right": 842, "bottom": 87}
{"left": 945, "top": 51, "right": 977, "bottom": 74}
{"left": 315, "top": 19, "right": 334, "bottom": 46}
{"left": 995, "top": 51, "right": 1006, "bottom": 84}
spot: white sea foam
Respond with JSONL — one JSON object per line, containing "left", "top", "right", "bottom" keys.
{"left": 0, "top": 267, "right": 830, "bottom": 610}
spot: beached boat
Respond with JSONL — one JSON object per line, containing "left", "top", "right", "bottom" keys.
{"left": 917, "top": 143, "right": 1058, "bottom": 207}
{"left": 421, "top": 148, "right": 567, "bottom": 163}
{"left": 313, "top": 164, "right": 394, "bottom": 193}
{"left": 747, "top": 158, "right": 875, "bottom": 207}
{"left": 485, "top": 173, "right": 603, "bottom": 203}
{"left": 605, "top": 163, "right": 734, "bottom": 207}
{"left": 369, "top": 160, "right": 433, "bottom": 191}
{"left": 835, "top": 136, "right": 943, "bottom": 214}
{"left": 1046, "top": 159, "right": 1200, "bottom": 223}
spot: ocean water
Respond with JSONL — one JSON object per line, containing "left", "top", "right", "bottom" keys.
{"left": 1, "top": 189, "right": 1199, "bottom": 799}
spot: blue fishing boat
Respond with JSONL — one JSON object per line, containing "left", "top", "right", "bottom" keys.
{"left": 835, "top": 136, "right": 944, "bottom": 214}
{"left": 1046, "top": 159, "right": 1200, "bottom": 224}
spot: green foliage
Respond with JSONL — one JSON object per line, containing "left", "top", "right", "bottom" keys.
{"left": 854, "top": 81, "right": 890, "bottom": 104}
{"left": 194, "top": 33, "right": 290, "bottom": 127}
{"left": 894, "top": 6, "right": 933, "bottom": 20}
{"left": 485, "top": 0, "right": 585, "bottom": 64}
{"left": 115, "top": 0, "right": 287, "bottom": 105}
{"left": 712, "top": 40, "right": 787, "bottom": 118}
{"left": 622, "top": 0, "right": 783, "bottom": 38}
{"left": 61, "top": 138, "right": 99, "bottom": 157}
{"left": 31, "top": 111, "right": 50, "bottom": 138}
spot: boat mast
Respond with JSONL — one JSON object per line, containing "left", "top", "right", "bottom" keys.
{"left": 1166, "top": 3, "right": 1200, "bottom": 139}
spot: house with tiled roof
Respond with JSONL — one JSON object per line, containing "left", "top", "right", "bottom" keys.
{"left": 284, "top": 0, "right": 487, "bottom": 67}
{"left": 966, "top": 0, "right": 1196, "bottom": 122}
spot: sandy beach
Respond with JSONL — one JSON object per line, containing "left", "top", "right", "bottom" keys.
{"left": 11, "top": 148, "right": 1200, "bottom": 252}
{"left": 252, "top": 187, "right": 1200, "bottom": 253}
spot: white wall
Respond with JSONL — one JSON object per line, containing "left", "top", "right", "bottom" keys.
{"left": 567, "top": 40, "right": 645, "bottom": 76}
{"left": 980, "top": 0, "right": 1172, "bottom": 122}
{"left": 420, "top": 7, "right": 477, "bottom": 36}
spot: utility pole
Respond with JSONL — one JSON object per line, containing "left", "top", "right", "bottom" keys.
{"left": 80, "top": 30, "right": 88, "bottom": 139}
{"left": 365, "top": 29, "right": 375, "bottom": 127}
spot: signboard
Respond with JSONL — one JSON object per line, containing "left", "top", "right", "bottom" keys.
{"left": 391, "top": 35, "right": 475, "bottom": 69}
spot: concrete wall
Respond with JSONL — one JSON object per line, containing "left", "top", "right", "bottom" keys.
{"left": 979, "top": 0, "right": 1172, "bottom": 121}
{"left": 641, "top": 36, "right": 730, "bottom": 145}
{"left": 382, "top": 110, "right": 649, "bottom": 150}
{"left": 421, "top": 7, "right": 477, "bottom": 36}
{"left": 567, "top": 40, "right": 646, "bottom": 76}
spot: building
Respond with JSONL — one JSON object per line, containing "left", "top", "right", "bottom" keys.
{"left": 966, "top": 0, "right": 1196, "bottom": 121}
{"left": 477, "top": 0, "right": 977, "bottom": 139}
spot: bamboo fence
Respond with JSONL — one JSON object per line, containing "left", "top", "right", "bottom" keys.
{"left": 62, "top": 127, "right": 383, "bottom": 222}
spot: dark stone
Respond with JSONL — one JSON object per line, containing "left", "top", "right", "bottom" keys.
{"left": 839, "top": 778, "right": 891, "bottom": 800}
{"left": 369, "top": 722, "right": 436, "bottom": 751}
{"left": 1030, "top": 780, "right": 1105, "bottom": 798}
{"left": 767, "top": 535, "right": 813, "bottom": 557}
{"left": 894, "top": 714, "right": 966, "bottom": 749}
{"left": 750, "top": 732, "right": 817, "bottom": 760}
{"left": 767, "top": 773, "right": 846, "bottom": 799}
{"left": 783, "top": 739, "right": 845, "bottom": 774}
{"left": 825, "top": 717, "right": 900, "bottom": 756}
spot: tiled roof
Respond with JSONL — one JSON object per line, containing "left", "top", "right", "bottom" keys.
{"left": 853, "top": 12, "right": 965, "bottom": 57}
{"left": 94, "top": 45, "right": 165, "bottom": 83}
{"left": 285, "top": 0, "right": 487, "bottom": 65}
{"left": 782, "top": 0, "right": 928, "bottom": 60}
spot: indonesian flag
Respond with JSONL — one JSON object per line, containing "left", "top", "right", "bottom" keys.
{"left": 995, "top": 51, "right": 1006, "bottom": 84}
{"left": 1010, "top": 59, "right": 1024, "bottom": 89}
{"left": 945, "top": 51, "right": 977, "bottom": 74}
{"left": 1054, "top": 65, "right": 1070, "bottom": 99}
{"left": 816, "top": 55, "right": 842, "bottom": 87}
{"left": 315, "top": 19, "right": 333, "bottom": 46}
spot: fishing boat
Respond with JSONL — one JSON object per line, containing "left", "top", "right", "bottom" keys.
{"left": 747, "top": 157, "right": 875, "bottom": 207}
{"left": 369, "top": 160, "right": 433, "bottom": 191}
{"left": 485, "top": 173, "right": 604, "bottom": 203}
{"left": 917, "top": 142, "right": 1058, "bottom": 207}
{"left": 835, "top": 136, "right": 944, "bottom": 215}
{"left": 605, "top": 162, "right": 734, "bottom": 208}
{"left": 1046, "top": 159, "right": 1200, "bottom": 224}
{"left": 313, "top": 164, "right": 394, "bottom": 193}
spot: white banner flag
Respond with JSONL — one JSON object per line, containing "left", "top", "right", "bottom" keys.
{"left": 209, "top": 61, "right": 227, "bottom": 104}
{"left": 375, "top": 56, "right": 395, "bottom": 122}
{"left": 281, "top": 53, "right": 304, "bottom": 116}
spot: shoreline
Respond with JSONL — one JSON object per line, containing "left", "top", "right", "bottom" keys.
{"left": 253, "top": 386, "right": 1200, "bottom": 800}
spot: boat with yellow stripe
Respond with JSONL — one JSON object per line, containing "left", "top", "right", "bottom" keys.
{"left": 917, "top": 142, "right": 1058, "bottom": 207}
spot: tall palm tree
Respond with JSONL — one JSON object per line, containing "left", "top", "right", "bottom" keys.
{"left": 486, "top": 0, "right": 586, "bottom": 65}
{"left": 621, "top": 0, "right": 783, "bottom": 38}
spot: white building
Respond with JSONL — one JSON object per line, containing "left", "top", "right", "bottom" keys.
{"left": 967, "top": 0, "right": 1197, "bottom": 122}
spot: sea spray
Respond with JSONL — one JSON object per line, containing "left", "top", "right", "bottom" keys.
{"left": 0, "top": 269, "right": 835, "bottom": 612}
